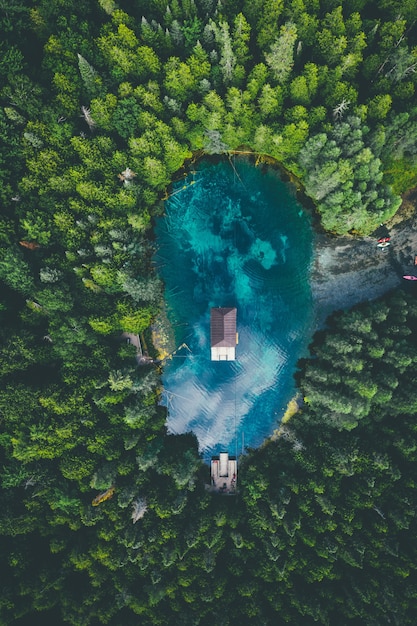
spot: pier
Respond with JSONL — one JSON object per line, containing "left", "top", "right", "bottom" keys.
{"left": 209, "top": 452, "right": 237, "bottom": 495}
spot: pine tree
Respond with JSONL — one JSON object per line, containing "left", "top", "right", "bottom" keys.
{"left": 77, "top": 53, "right": 100, "bottom": 96}
{"left": 209, "top": 20, "right": 236, "bottom": 84}
{"left": 265, "top": 22, "right": 297, "bottom": 84}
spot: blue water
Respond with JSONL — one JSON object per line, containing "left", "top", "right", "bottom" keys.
{"left": 154, "top": 158, "right": 314, "bottom": 459}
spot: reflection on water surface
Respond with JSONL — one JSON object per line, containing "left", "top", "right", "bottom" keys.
{"left": 154, "top": 158, "right": 314, "bottom": 458}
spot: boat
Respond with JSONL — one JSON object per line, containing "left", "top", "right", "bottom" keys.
{"left": 377, "top": 241, "right": 390, "bottom": 248}
{"left": 403, "top": 275, "right": 417, "bottom": 281}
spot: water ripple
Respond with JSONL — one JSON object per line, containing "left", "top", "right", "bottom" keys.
{"left": 155, "top": 159, "right": 315, "bottom": 458}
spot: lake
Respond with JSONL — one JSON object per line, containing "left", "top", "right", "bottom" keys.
{"left": 154, "top": 157, "right": 315, "bottom": 459}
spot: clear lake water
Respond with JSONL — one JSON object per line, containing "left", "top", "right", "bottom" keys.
{"left": 154, "top": 157, "right": 315, "bottom": 460}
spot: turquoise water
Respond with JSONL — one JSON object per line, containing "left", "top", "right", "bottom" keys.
{"left": 154, "top": 158, "right": 314, "bottom": 459}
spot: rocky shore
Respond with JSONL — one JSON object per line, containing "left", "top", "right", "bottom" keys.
{"left": 311, "top": 190, "right": 417, "bottom": 325}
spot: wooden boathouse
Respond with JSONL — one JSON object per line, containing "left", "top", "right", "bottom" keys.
{"left": 210, "top": 452, "right": 237, "bottom": 495}
{"left": 210, "top": 307, "right": 237, "bottom": 361}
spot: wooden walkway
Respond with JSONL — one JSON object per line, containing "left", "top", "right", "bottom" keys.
{"left": 208, "top": 453, "right": 237, "bottom": 495}
{"left": 121, "top": 332, "right": 153, "bottom": 365}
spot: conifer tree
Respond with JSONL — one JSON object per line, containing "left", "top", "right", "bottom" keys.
{"left": 209, "top": 20, "right": 236, "bottom": 85}
{"left": 265, "top": 22, "right": 297, "bottom": 84}
{"left": 77, "top": 53, "right": 100, "bottom": 96}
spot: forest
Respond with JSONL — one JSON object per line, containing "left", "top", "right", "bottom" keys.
{"left": 1, "top": 0, "right": 417, "bottom": 624}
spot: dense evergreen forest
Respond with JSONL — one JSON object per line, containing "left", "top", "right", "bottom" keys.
{"left": 1, "top": 0, "right": 417, "bottom": 624}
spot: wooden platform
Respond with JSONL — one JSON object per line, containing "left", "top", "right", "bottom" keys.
{"left": 209, "top": 452, "right": 237, "bottom": 495}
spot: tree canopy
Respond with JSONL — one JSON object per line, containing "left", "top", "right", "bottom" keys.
{"left": 1, "top": 0, "right": 417, "bottom": 624}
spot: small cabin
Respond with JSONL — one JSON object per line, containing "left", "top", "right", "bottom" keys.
{"left": 210, "top": 307, "right": 237, "bottom": 361}
{"left": 210, "top": 452, "right": 237, "bottom": 495}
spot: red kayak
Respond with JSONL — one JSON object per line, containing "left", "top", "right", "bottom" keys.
{"left": 403, "top": 275, "right": 417, "bottom": 281}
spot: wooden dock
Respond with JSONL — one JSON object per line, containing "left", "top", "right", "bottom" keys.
{"left": 121, "top": 332, "right": 153, "bottom": 365}
{"left": 209, "top": 452, "right": 237, "bottom": 495}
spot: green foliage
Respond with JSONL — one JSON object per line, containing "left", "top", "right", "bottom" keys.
{"left": 164, "top": 56, "right": 198, "bottom": 101}
{"left": 117, "top": 303, "right": 154, "bottom": 334}
{"left": 2, "top": 1, "right": 417, "bottom": 625}
{"left": 77, "top": 53, "right": 102, "bottom": 96}
{"left": 301, "top": 293, "right": 417, "bottom": 429}
{"left": 298, "top": 117, "right": 402, "bottom": 234}
{"left": 209, "top": 19, "right": 236, "bottom": 86}
{"left": 265, "top": 22, "right": 297, "bottom": 85}
{"left": 0, "top": 247, "right": 34, "bottom": 295}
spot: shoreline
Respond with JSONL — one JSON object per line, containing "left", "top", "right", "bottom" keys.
{"left": 169, "top": 151, "right": 417, "bottom": 326}
{"left": 311, "top": 191, "right": 417, "bottom": 326}
{"left": 155, "top": 156, "right": 417, "bottom": 447}
{"left": 271, "top": 195, "right": 417, "bottom": 435}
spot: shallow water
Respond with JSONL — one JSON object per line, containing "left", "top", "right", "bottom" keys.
{"left": 154, "top": 158, "right": 315, "bottom": 459}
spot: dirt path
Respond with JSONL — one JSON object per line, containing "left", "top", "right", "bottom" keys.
{"left": 311, "top": 193, "right": 417, "bottom": 324}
